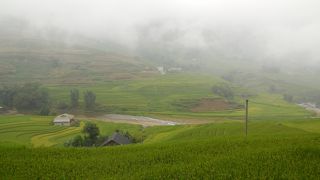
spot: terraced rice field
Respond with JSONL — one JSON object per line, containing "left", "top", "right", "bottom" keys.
{"left": 0, "top": 115, "right": 320, "bottom": 179}
{"left": 0, "top": 116, "right": 76, "bottom": 147}
{"left": 0, "top": 115, "right": 144, "bottom": 147}
{"left": 47, "top": 74, "right": 313, "bottom": 123}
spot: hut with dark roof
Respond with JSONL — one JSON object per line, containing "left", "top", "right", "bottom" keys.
{"left": 102, "top": 132, "right": 132, "bottom": 146}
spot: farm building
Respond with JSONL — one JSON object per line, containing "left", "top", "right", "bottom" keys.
{"left": 53, "top": 114, "right": 75, "bottom": 126}
{"left": 101, "top": 132, "right": 132, "bottom": 146}
{"left": 156, "top": 66, "right": 166, "bottom": 75}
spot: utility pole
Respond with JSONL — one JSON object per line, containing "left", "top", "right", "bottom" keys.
{"left": 245, "top": 99, "right": 249, "bottom": 136}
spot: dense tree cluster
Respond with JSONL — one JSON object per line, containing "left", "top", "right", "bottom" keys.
{"left": 0, "top": 84, "right": 98, "bottom": 114}
{"left": 65, "top": 122, "right": 104, "bottom": 147}
{"left": 0, "top": 83, "right": 49, "bottom": 114}
{"left": 57, "top": 89, "right": 97, "bottom": 111}
{"left": 212, "top": 83, "right": 234, "bottom": 100}
{"left": 65, "top": 123, "right": 137, "bottom": 147}
{"left": 283, "top": 94, "right": 294, "bottom": 102}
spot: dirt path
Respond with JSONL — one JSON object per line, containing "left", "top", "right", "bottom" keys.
{"left": 82, "top": 114, "right": 181, "bottom": 127}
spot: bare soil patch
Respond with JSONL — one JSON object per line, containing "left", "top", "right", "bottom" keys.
{"left": 191, "top": 98, "right": 236, "bottom": 112}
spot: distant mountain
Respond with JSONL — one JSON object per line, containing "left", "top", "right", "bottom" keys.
{"left": 1, "top": 17, "right": 320, "bottom": 105}
{"left": 0, "top": 18, "right": 157, "bottom": 84}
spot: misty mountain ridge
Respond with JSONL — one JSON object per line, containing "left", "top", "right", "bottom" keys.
{"left": 1, "top": 17, "right": 320, "bottom": 104}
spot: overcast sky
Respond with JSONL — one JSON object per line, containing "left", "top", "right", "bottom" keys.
{"left": 1, "top": 0, "right": 320, "bottom": 62}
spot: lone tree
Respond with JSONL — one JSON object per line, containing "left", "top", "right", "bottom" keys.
{"left": 65, "top": 122, "right": 101, "bottom": 147}
{"left": 13, "top": 83, "right": 49, "bottom": 111}
{"left": 0, "top": 85, "right": 18, "bottom": 108}
{"left": 82, "top": 122, "right": 100, "bottom": 146}
{"left": 84, "top": 91, "right": 96, "bottom": 110}
{"left": 70, "top": 89, "right": 79, "bottom": 108}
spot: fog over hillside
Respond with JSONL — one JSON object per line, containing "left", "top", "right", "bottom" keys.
{"left": 1, "top": 0, "right": 319, "bottom": 67}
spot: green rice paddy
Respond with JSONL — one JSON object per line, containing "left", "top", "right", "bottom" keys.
{"left": 0, "top": 74, "right": 319, "bottom": 179}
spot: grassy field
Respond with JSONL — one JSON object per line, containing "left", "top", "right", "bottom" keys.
{"left": 47, "top": 73, "right": 312, "bottom": 122}
{"left": 0, "top": 72, "right": 317, "bottom": 179}
{"left": 47, "top": 73, "right": 222, "bottom": 114}
{"left": 0, "top": 115, "right": 320, "bottom": 179}
{"left": 0, "top": 115, "right": 142, "bottom": 147}
{"left": 0, "top": 71, "right": 318, "bottom": 179}
{"left": 1, "top": 114, "right": 317, "bottom": 147}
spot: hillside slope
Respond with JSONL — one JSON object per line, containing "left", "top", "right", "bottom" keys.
{"left": 0, "top": 39, "right": 156, "bottom": 84}
{"left": 0, "top": 18, "right": 156, "bottom": 85}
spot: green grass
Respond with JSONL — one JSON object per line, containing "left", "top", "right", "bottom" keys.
{"left": 1, "top": 114, "right": 316, "bottom": 147}
{"left": 47, "top": 73, "right": 312, "bottom": 123}
{"left": 48, "top": 73, "right": 222, "bottom": 114}
{"left": 0, "top": 116, "right": 320, "bottom": 179}
{"left": 283, "top": 119, "right": 320, "bottom": 133}
{"left": 0, "top": 71, "right": 318, "bottom": 179}
{"left": 0, "top": 115, "right": 143, "bottom": 147}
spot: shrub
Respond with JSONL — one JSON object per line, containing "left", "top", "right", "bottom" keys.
{"left": 212, "top": 83, "right": 234, "bottom": 100}
{"left": 283, "top": 94, "right": 294, "bottom": 102}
